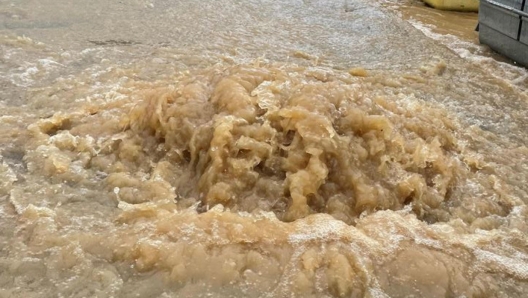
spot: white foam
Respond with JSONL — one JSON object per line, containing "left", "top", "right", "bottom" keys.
{"left": 10, "top": 65, "right": 38, "bottom": 87}
{"left": 288, "top": 215, "right": 349, "bottom": 243}
{"left": 38, "top": 58, "right": 64, "bottom": 69}
{"left": 409, "top": 20, "right": 528, "bottom": 92}
{"left": 474, "top": 249, "right": 528, "bottom": 279}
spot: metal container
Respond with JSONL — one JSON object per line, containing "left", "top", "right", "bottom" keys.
{"left": 478, "top": 0, "right": 528, "bottom": 67}
{"left": 521, "top": 2, "right": 528, "bottom": 44}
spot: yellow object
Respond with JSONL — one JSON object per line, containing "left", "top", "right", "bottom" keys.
{"left": 423, "top": 0, "right": 479, "bottom": 12}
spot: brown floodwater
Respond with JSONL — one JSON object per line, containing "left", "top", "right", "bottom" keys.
{"left": 379, "top": 0, "right": 528, "bottom": 92}
{"left": 1, "top": 0, "right": 528, "bottom": 297}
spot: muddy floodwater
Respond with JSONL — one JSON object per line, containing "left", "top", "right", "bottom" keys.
{"left": 1, "top": 0, "right": 528, "bottom": 297}
{"left": 381, "top": 0, "right": 528, "bottom": 92}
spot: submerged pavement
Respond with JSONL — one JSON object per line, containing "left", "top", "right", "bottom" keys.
{"left": 0, "top": 1, "right": 527, "bottom": 297}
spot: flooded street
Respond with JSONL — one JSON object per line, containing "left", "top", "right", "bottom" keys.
{"left": 379, "top": 0, "right": 528, "bottom": 92}
{"left": 1, "top": 0, "right": 528, "bottom": 297}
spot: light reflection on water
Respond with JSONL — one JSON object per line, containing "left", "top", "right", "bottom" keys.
{"left": 0, "top": 1, "right": 528, "bottom": 297}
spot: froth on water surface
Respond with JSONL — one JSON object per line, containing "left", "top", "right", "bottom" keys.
{"left": 1, "top": 0, "right": 528, "bottom": 297}
{"left": 1, "top": 55, "right": 527, "bottom": 297}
